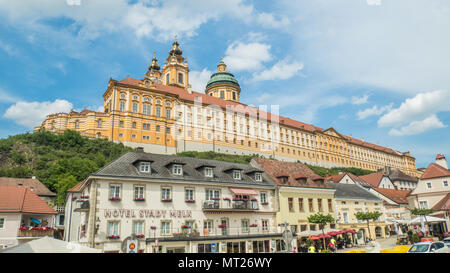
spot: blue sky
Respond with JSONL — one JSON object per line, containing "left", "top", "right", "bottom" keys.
{"left": 0, "top": 0, "right": 449, "bottom": 168}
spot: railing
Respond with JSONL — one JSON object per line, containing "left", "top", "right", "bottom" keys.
{"left": 146, "top": 226, "right": 279, "bottom": 239}
{"left": 18, "top": 229, "right": 55, "bottom": 237}
{"left": 202, "top": 200, "right": 259, "bottom": 211}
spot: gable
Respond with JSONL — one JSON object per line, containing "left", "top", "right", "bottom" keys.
{"left": 322, "top": 128, "right": 345, "bottom": 139}
{"left": 379, "top": 176, "right": 395, "bottom": 189}
{"left": 341, "top": 174, "right": 356, "bottom": 184}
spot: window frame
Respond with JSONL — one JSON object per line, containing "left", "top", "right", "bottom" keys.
{"left": 204, "top": 167, "right": 213, "bottom": 178}
{"left": 172, "top": 164, "right": 183, "bottom": 175}
{"left": 140, "top": 162, "right": 151, "bottom": 173}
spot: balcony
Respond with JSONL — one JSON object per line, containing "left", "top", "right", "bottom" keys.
{"left": 202, "top": 200, "right": 259, "bottom": 212}
{"left": 18, "top": 229, "right": 55, "bottom": 238}
{"left": 74, "top": 200, "right": 90, "bottom": 212}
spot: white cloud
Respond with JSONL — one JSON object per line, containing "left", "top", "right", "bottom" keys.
{"left": 378, "top": 90, "right": 450, "bottom": 127}
{"left": 389, "top": 115, "right": 446, "bottom": 136}
{"left": 0, "top": 0, "right": 288, "bottom": 42}
{"left": 3, "top": 99, "right": 73, "bottom": 128}
{"left": 189, "top": 68, "right": 213, "bottom": 92}
{"left": 285, "top": 0, "right": 450, "bottom": 94}
{"left": 0, "top": 88, "right": 19, "bottom": 104}
{"left": 251, "top": 59, "right": 304, "bottom": 82}
{"left": 351, "top": 94, "right": 370, "bottom": 105}
{"left": 357, "top": 103, "right": 393, "bottom": 120}
{"left": 0, "top": 40, "right": 19, "bottom": 56}
{"left": 223, "top": 42, "right": 272, "bottom": 71}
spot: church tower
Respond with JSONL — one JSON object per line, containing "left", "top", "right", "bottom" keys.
{"left": 144, "top": 52, "right": 162, "bottom": 85}
{"left": 205, "top": 59, "right": 241, "bottom": 102}
{"left": 161, "top": 36, "right": 190, "bottom": 89}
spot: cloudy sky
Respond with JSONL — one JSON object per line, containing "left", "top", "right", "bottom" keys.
{"left": 0, "top": 0, "right": 449, "bottom": 168}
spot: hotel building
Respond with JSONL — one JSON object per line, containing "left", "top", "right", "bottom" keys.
{"left": 65, "top": 149, "right": 285, "bottom": 253}
{"left": 35, "top": 38, "right": 419, "bottom": 178}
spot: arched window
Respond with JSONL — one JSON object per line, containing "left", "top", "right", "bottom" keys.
{"left": 97, "top": 119, "right": 102, "bottom": 128}
{"left": 178, "top": 73, "right": 183, "bottom": 84}
{"left": 166, "top": 109, "right": 171, "bottom": 119}
{"left": 132, "top": 102, "right": 138, "bottom": 113}
{"left": 120, "top": 101, "right": 125, "bottom": 112}
{"left": 166, "top": 73, "right": 170, "bottom": 85}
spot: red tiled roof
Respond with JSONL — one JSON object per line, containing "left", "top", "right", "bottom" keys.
{"left": 359, "top": 172, "right": 385, "bottom": 187}
{"left": 420, "top": 163, "right": 450, "bottom": 180}
{"left": 372, "top": 187, "right": 411, "bottom": 204}
{"left": 0, "top": 177, "right": 55, "bottom": 196}
{"left": 252, "top": 158, "right": 332, "bottom": 188}
{"left": 431, "top": 193, "right": 450, "bottom": 211}
{"left": 115, "top": 78, "right": 404, "bottom": 155}
{"left": 67, "top": 181, "right": 83, "bottom": 193}
{"left": 0, "top": 186, "right": 57, "bottom": 214}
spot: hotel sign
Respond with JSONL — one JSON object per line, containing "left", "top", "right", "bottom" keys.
{"left": 104, "top": 209, "right": 192, "bottom": 219}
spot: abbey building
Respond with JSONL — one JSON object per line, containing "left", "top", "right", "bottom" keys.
{"left": 34, "top": 38, "right": 418, "bottom": 178}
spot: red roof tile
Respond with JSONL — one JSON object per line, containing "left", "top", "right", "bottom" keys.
{"left": 0, "top": 177, "right": 55, "bottom": 196}
{"left": 359, "top": 172, "right": 385, "bottom": 187}
{"left": 0, "top": 186, "right": 57, "bottom": 214}
{"left": 67, "top": 181, "right": 83, "bottom": 193}
{"left": 252, "top": 158, "right": 331, "bottom": 188}
{"left": 431, "top": 193, "right": 450, "bottom": 211}
{"left": 372, "top": 187, "right": 411, "bottom": 204}
{"left": 420, "top": 163, "right": 450, "bottom": 180}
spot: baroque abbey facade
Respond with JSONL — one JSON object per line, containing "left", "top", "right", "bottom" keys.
{"left": 35, "top": 38, "right": 418, "bottom": 177}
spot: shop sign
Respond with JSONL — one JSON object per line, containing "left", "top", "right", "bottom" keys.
{"left": 104, "top": 209, "right": 192, "bottom": 219}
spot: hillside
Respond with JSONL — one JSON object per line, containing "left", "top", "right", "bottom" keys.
{"left": 0, "top": 130, "right": 133, "bottom": 204}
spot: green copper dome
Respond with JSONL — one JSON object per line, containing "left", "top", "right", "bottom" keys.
{"left": 206, "top": 72, "right": 240, "bottom": 89}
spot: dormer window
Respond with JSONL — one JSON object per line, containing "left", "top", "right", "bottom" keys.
{"left": 233, "top": 170, "right": 241, "bottom": 180}
{"left": 255, "top": 172, "right": 262, "bottom": 182}
{"left": 140, "top": 162, "right": 151, "bottom": 173}
{"left": 279, "top": 177, "right": 288, "bottom": 184}
{"left": 173, "top": 165, "right": 183, "bottom": 175}
{"left": 205, "top": 167, "right": 213, "bottom": 178}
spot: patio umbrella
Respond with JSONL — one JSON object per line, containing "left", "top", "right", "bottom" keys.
{"left": 30, "top": 218, "right": 41, "bottom": 225}
{"left": 327, "top": 231, "right": 340, "bottom": 236}
{"left": 0, "top": 237, "right": 102, "bottom": 253}
{"left": 317, "top": 234, "right": 331, "bottom": 239}
{"left": 409, "top": 216, "right": 446, "bottom": 225}
{"left": 310, "top": 236, "right": 320, "bottom": 240}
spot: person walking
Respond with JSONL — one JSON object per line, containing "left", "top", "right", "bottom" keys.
{"left": 308, "top": 244, "right": 316, "bottom": 253}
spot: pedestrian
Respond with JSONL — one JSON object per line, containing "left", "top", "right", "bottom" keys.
{"left": 308, "top": 244, "right": 316, "bottom": 253}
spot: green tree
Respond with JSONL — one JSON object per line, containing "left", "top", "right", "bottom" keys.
{"left": 307, "top": 213, "right": 335, "bottom": 250}
{"left": 354, "top": 211, "right": 383, "bottom": 242}
{"left": 411, "top": 208, "right": 434, "bottom": 234}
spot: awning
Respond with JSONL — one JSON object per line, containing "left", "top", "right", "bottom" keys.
{"left": 229, "top": 188, "right": 258, "bottom": 195}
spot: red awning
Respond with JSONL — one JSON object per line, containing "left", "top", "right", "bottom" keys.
{"left": 229, "top": 188, "right": 258, "bottom": 195}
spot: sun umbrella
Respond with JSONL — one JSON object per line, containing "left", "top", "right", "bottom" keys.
{"left": 317, "top": 234, "right": 331, "bottom": 239}
{"left": 327, "top": 231, "right": 339, "bottom": 236}
{"left": 310, "top": 236, "right": 320, "bottom": 240}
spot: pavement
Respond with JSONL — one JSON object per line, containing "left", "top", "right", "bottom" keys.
{"left": 336, "top": 236, "right": 398, "bottom": 253}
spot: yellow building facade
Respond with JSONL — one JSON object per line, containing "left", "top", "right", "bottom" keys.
{"left": 35, "top": 38, "right": 418, "bottom": 177}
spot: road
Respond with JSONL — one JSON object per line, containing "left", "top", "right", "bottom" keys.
{"left": 336, "top": 236, "right": 398, "bottom": 253}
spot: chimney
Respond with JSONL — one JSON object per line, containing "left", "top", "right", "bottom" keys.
{"left": 136, "top": 147, "right": 145, "bottom": 153}
{"left": 436, "top": 154, "right": 448, "bottom": 169}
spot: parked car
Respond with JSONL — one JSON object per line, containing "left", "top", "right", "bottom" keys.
{"left": 407, "top": 241, "right": 449, "bottom": 253}
{"left": 443, "top": 237, "right": 450, "bottom": 248}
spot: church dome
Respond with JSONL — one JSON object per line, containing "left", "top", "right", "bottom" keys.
{"left": 206, "top": 72, "right": 240, "bottom": 89}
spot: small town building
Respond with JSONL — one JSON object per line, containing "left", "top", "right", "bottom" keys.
{"left": 251, "top": 158, "right": 337, "bottom": 248}
{"left": 0, "top": 186, "right": 57, "bottom": 249}
{"left": 327, "top": 182, "right": 386, "bottom": 242}
{"left": 65, "top": 150, "right": 282, "bottom": 253}
{"left": 0, "top": 177, "right": 65, "bottom": 231}
{"left": 407, "top": 154, "right": 450, "bottom": 235}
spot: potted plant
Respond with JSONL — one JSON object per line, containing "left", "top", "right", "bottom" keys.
{"left": 223, "top": 197, "right": 231, "bottom": 201}
{"left": 251, "top": 198, "right": 257, "bottom": 201}
{"left": 134, "top": 197, "right": 145, "bottom": 201}
{"left": 107, "top": 235, "right": 120, "bottom": 239}
{"left": 161, "top": 198, "right": 172, "bottom": 202}
{"left": 182, "top": 225, "right": 191, "bottom": 229}
{"left": 250, "top": 224, "right": 258, "bottom": 227}
{"left": 109, "top": 196, "right": 121, "bottom": 201}
{"left": 211, "top": 197, "right": 220, "bottom": 201}
{"left": 185, "top": 199, "right": 195, "bottom": 203}
{"left": 150, "top": 226, "right": 156, "bottom": 230}
{"left": 136, "top": 234, "right": 145, "bottom": 238}
{"left": 218, "top": 224, "right": 226, "bottom": 228}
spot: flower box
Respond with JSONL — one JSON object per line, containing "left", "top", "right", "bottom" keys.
{"left": 223, "top": 197, "right": 231, "bottom": 201}
{"left": 136, "top": 234, "right": 145, "bottom": 238}
{"left": 134, "top": 197, "right": 145, "bottom": 201}
{"left": 80, "top": 195, "right": 89, "bottom": 199}
{"left": 109, "top": 197, "right": 121, "bottom": 201}
{"left": 250, "top": 224, "right": 258, "bottom": 227}
{"left": 261, "top": 202, "right": 269, "bottom": 205}
{"left": 161, "top": 198, "right": 172, "bottom": 202}
{"left": 218, "top": 224, "right": 226, "bottom": 228}
{"left": 250, "top": 198, "right": 257, "bottom": 201}
{"left": 211, "top": 198, "right": 220, "bottom": 201}
{"left": 150, "top": 226, "right": 157, "bottom": 230}
{"left": 233, "top": 198, "right": 248, "bottom": 202}
{"left": 182, "top": 225, "right": 191, "bottom": 229}
{"left": 185, "top": 199, "right": 195, "bottom": 203}
{"left": 107, "top": 235, "right": 120, "bottom": 239}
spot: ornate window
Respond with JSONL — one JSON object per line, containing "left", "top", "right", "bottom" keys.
{"left": 119, "top": 101, "right": 125, "bottom": 112}
{"left": 178, "top": 73, "right": 183, "bottom": 84}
